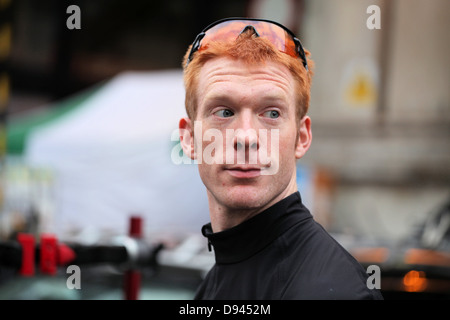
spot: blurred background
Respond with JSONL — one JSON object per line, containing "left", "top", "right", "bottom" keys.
{"left": 0, "top": 0, "right": 449, "bottom": 300}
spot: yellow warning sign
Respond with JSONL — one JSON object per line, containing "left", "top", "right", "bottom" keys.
{"left": 344, "top": 71, "right": 377, "bottom": 106}
{"left": 341, "top": 59, "right": 379, "bottom": 108}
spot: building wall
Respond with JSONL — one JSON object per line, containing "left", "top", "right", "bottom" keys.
{"left": 300, "top": 0, "right": 449, "bottom": 240}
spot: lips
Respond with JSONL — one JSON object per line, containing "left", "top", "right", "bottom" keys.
{"left": 225, "top": 166, "right": 262, "bottom": 178}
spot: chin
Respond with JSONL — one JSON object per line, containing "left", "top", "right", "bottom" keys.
{"left": 220, "top": 186, "right": 269, "bottom": 210}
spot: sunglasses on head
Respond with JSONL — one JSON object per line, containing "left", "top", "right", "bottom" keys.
{"left": 185, "top": 17, "right": 309, "bottom": 71}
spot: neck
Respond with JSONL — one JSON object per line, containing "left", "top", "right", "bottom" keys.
{"left": 208, "top": 202, "right": 260, "bottom": 233}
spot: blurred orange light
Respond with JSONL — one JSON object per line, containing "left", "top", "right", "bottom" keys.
{"left": 351, "top": 247, "right": 389, "bottom": 264}
{"left": 404, "top": 248, "right": 450, "bottom": 266}
{"left": 402, "top": 270, "right": 427, "bottom": 292}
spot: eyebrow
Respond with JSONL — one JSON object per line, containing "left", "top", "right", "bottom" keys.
{"left": 201, "top": 91, "right": 289, "bottom": 110}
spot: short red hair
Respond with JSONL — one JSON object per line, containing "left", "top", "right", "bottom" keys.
{"left": 182, "top": 31, "right": 314, "bottom": 123}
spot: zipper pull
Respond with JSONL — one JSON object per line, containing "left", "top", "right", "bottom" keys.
{"left": 207, "top": 239, "right": 212, "bottom": 252}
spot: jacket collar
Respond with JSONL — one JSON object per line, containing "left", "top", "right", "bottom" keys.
{"left": 201, "top": 191, "right": 312, "bottom": 264}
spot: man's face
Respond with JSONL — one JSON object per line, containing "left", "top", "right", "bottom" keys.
{"left": 180, "top": 57, "right": 311, "bottom": 215}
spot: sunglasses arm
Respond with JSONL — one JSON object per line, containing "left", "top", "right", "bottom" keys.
{"left": 293, "top": 37, "right": 308, "bottom": 71}
{"left": 186, "top": 32, "right": 206, "bottom": 67}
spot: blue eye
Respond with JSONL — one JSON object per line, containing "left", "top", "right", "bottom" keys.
{"left": 215, "top": 109, "right": 234, "bottom": 118}
{"left": 263, "top": 110, "right": 280, "bottom": 119}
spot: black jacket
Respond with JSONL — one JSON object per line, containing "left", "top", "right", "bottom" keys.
{"left": 195, "top": 192, "right": 383, "bottom": 300}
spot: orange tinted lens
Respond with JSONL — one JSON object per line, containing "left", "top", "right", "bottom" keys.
{"left": 200, "top": 20, "right": 297, "bottom": 57}
{"left": 251, "top": 21, "right": 297, "bottom": 57}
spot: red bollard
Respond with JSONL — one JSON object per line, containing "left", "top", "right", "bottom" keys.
{"left": 40, "top": 234, "right": 58, "bottom": 275}
{"left": 124, "top": 216, "right": 142, "bottom": 300}
{"left": 17, "top": 233, "right": 76, "bottom": 277}
{"left": 17, "top": 233, "right": 35, "bottom": 276}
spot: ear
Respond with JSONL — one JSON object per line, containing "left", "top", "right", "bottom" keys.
{"left": 295, "top": 116, "right": 312, "bottom": 159}
{"left": 179, "top": 117, "right": 196, "bottom": 160}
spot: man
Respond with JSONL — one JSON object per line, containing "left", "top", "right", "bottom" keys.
{"left": 179, "top": 18, "right": 383, "bottom": 300}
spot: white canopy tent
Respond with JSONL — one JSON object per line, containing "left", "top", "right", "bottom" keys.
{"left": 23, "top": 70, "right": 209, "bottom": 241}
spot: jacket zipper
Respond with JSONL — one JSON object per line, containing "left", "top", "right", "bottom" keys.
{"left": 207, "top": 239, "right": 212, "bottom": 252}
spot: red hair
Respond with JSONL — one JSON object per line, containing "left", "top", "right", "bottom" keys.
{"left": 182, "top": 31, "right": 314, "bottom": 123}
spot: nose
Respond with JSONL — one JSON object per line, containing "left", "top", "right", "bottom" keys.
{"left": 234, "top": 134, "right": 258, "bottom": 152}
{"left": 233, "top": 110, "right": 259, "bottom": 153}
